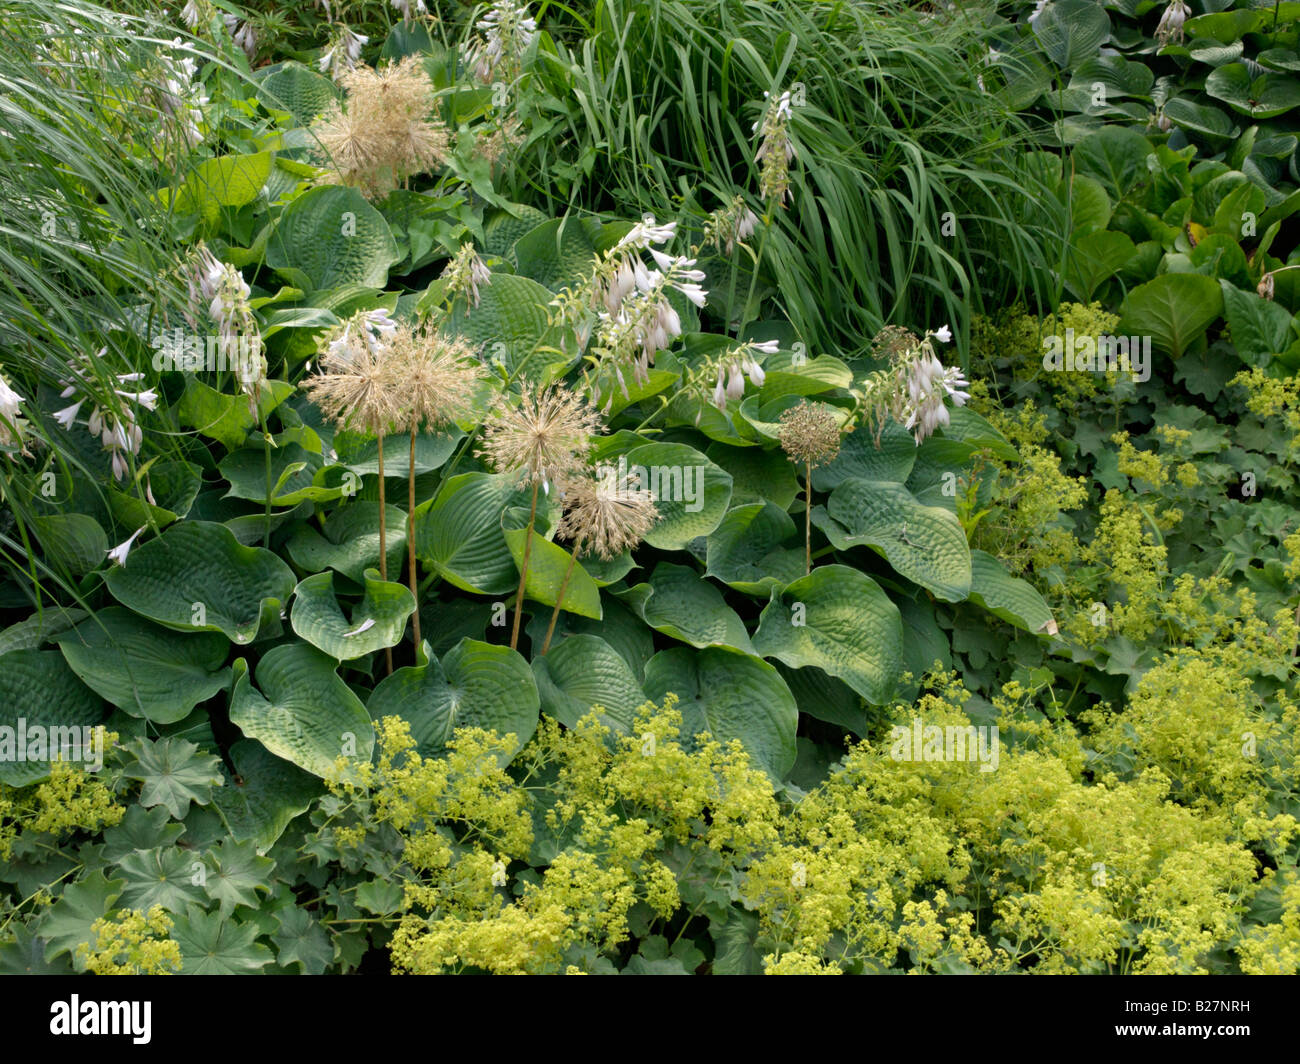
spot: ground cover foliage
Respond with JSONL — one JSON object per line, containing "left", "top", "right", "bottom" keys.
{"left": 0, "top": 0, "right": 1298, "bottom": 975}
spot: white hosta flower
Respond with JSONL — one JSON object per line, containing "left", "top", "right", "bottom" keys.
{"left": 0, "top": 374, "right": 27, "bottom": 449}
{"left": 617, "top": 216, "right": 677, "bottom": 251}
{"left": 897, "top": 337, "right": 969, "bottom": 445}
{"left": 1156, "top": 1, "right": 1191, "bottom": 46}
{"left": 53, "top": 400, "right": 83, "bottom": 431}
{"left": 320, "top": 24, "right": 368, "bottom": 79}
{"left": 391, "top": 0, "right": 428, "bottom": 20}
{"left": 181, "top": 0, "right": 205, "bottom": 29}
{"left": 1029, "top": 0, "right": 1048, "bottom": 26}
{"left": 106, "top": 526, "right": 147, "bottom": 567}
{"left": 491, "top": 859, "right": 508, "bottom": 887}
{"left": 930, "top": 323, "right": 952, "bottom": 344}
{"left": 467, "top": 0, "right": 537, "bottom": 82}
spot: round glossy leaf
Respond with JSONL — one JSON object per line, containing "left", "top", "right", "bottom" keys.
{"left": 642, "top": 646, "right": 797, "bottom": 782}
{"left": 751, "top": 564, "right": 904, "bottom": 705}
{"left": 55, "top": 607, "right": 230, "bottom": 724}
{"left": 367, "top": 638, "right": 539, "bottom": 758}
{"left": 290, "top": 569, "right": 415, "bottom": 661}
{"left": 228, "top": 644, "right": 374, "bottom": 779}
{"left": 104, "top": 521, "right": 296, "bottom": 644}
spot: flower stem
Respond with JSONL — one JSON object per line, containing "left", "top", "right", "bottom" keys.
{"left": 542, "top": 539, "right": 584, "bottom": 655}
{"left": 408, "top": 426, "right": 421, "bottom": 651}
{"left": 258, "top": 407, "right": 273, "bottom": 551}
{"left": 377, "top": 434, "right": 392, "bottom": 676}
{"left": 509, "top": 478, "right": 540, "bottom": 651}
{"left": 736, "top": 215, "right": 773, "bottom": 340}
{"left": 804, "top": 459, "right": 812, "bottom": 576}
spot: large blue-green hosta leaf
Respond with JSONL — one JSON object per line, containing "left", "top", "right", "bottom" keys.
{"left": 0, "top": 650, "right": 106, "bottom": 786}
{"left": 104, "top": 521, "right": 295, "bottom": 644}
{"left": 642, "top": 646, "right": 798, "bottom": 782}
{"left": 367, "top": 638, "right": 539, "bottom": 759}
{"left": 751, "top": 565, "right": 904, "bottom": 705}
{"left": 229, "top": 644, "right": 375, "bottom": 778}
{"left": 814, "top": 479, "right": 972, "bottom": 601}
{"left": 290, "top": 569, "right": 415, "bottom": 661}
{"left": 266, "top": 186, "right": 399, "bottom": 291}
{"left": 532, "top": 634, "right": 647, "bottom": 734}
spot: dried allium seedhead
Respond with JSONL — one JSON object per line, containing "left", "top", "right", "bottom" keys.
{"left": 478, "top": 382, "right": 603, "bottom": 486}
{"left": 301, "top": 322, "right": 400, "bottom": 435}
{"left": 385, "top": 328, "right": 484, "bottom": 430}
{"left": 557, "top": 466, "right": 659, "bottom": 560}
{"left": 312, "top": 55, "right": 449, "bottom": 198}
{"left": 778, "top": 400, "right": 842, "bottom": 467}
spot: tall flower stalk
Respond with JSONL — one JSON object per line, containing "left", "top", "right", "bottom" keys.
{"left": 777, "top": 400, "right": 843, "bottom": 575}
{"left": 385, "top": 327, "right": 484, "bottom": 649}
{"left": 478, "top": 383, "right": 602, "bottom": 650}
{"left": 300, "top": 309, "right": 401, "bottom": 672}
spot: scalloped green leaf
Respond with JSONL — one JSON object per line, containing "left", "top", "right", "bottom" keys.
{"left": 290, "top": 569, "right": 415, "bottom": 660}
{"left": 367, "top": 638, "right": 539, "bottom": 758}
{"left": 55, "top": 607, "right": 230, "bottom": 724}
{"left": 642, "top": 646, "right": 797, "bottom": 781}
{"left": 503, "top": 529, "right": 602, "bottom": 618}
{"left": 618, "top": 442, "right": 732, "bottom": 550}
{"left": 258, "top": 60, "right": 341, "bottom": 125}
{"left": 751, "top": 564, "right": 904, "bottom": 704}
{"left": 532, "top": 634, "right": 647, "bottom": 734}
{"left": 512, "top": 217, "right": 598, "bottom": 290}
{"left": 0, "top": 649, "right": 106, "bottom": 786}
{"left": 332, "top": 429, "right": 461, "bottom": 476}
{"left": 1033, "top": 0, "right": 1110, "bottom": 69}
{"left": 1206, "top": 63, "right": 1300, "bottom": 119}
{"left": 220, "top": 441, "right": 346, "bottom": 506}
{"left": 968, "top": 550, "right": 1058, "bottom": 635}
{"left": 814, "top": 479, "right": 972, "bottom": 601}
{"left": 266, "top": 186, "right": 399, "bottom": 291}
{"left": 32, "top": 513, "right": 107, "bottom": 577}
{"left": 616, "top": 562, "right": 754, "bottom": 652}
{"left": 105, "top": 521, "right": 296, "bottom": 644}
{"left": 704, "top": 503, "right": 805, "bottom": 595}
{"left": 228, "top": 643, "right": 375, "bottom": 778}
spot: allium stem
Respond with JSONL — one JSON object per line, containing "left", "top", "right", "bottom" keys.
{"left": 408, "top": 425, "right": 421, "bottom": 650}
{"left": 509, "top": 478, "right": 540, "bottom": 651}
{"left": 377, "top": 434, "right": 393, "bottom": 676}
{"left": 805, "top": 459, "right": 812, "bottom": 576}
{"left": 541, "top": 538, "right": 583, "bottom": 656}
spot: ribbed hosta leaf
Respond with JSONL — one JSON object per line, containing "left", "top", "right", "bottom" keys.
{"left": 266, "top": 186, "right": 399, "bottom": 291}
{"left": 104, "top": 521, "right": 296, "bottom": 644}
{"left": 619, "top": 442, "right": 732, "bottom": 550}
{"left": 968, "top": 550, "right": 1058, "bottom": 635}
{"left": 367, "top": 638, "right": 539, "bottom": 759}
{"left": 616, "top": 562, "right": 753, "bottom": 652}
{"left": 285, "top": 501, "right": 407, "bottom": 584}
{"left": 228, "top": 643, "right": 374, "bottom": 778}
{"left": 533, "top": 634, "right": 647, "bottom": 734}
{"left": 705, "top": 502, "right": 805, "bottom": 595}
{"left": 751, "top": 564, "right": 904, "bottom": 705}
{"left": 811, "top": 419, "right": 917, "bottom": 491}
{"left": 642, "top": 646, "right": 797, "bottom": 781}
{"left": 503, "top": 529, "right": 602, "bottom": 618}
{"left": 0, "top": 650, "right": 106, "bottom": 786}
{"left": 290, "top": 569, "right": 415, "bottom": 660}
{"left": 414, "top": 472, "right": 537, "bottom": 594}
{"left": 55, "top": 607, "right": 230, "bottom": 724}
{"left": 814, "top": 479, "right": 972, "bottom": 601}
